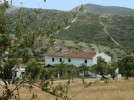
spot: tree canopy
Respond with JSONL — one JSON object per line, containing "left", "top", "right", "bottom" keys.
{"left": 118, "top": 55, "right": 134, "bottom": 79}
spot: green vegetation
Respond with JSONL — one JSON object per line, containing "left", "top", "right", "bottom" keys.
{"left": 25, "top": 60, "right": 40, "bottom": 81}
{"left": 1, "top": 2, "right": 92, "bottom": 99}
{"left": 0, "top": 2, "right": 134, "bottom": 99}
{"left": 108, "top": 61, "right": 118, "bottom": 80}
{"left": 4, "top": 5, "right": 134, "bottom": 56}
{"left": 73, "top": 3, "right": 134, "bottom": 15}
{"left": 106, "top": 15, "right": 134, "bottom": 48}
{"left": 118, "top": 55, "right": 134, "bottom": 79}
{"left": 90, "top": 56, "right": 134, "bottom": 80}
{"left": 54, "top": 12, "right": 134, "bottom": 53}
{"left": 9, "top": 8, "right": 74, "bottom": 36}
{"left": 92, "top": 57, "right": 109, "bottom": 79}
{"left": 79, "top": 64, "right": 89, "bottom": 77}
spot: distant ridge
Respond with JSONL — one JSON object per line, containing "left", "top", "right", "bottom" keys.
{"left": 6, "top": 5, "right": 20, "bottom": 14}
{"left": 72, "top": 3, "right": 134, "bottom": 15}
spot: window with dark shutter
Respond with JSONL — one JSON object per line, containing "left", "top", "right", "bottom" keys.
{"left": 60, "top": 58, "right": 62, "bottom": 62}
{"left": 52, "top": 58, "right": 55, "bottom": 62}
{"left": 68, "top": 59, "right": 71, "bottom": 62}
{"left": 85, "top": 60, "right": 87, "bottom": 63}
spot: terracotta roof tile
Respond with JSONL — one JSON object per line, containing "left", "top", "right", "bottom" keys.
{"left": 46, "top": 51, "right": 96, "bottom": 59}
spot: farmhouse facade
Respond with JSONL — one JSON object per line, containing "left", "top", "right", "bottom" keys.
{"left": 45, "top": 51, "right": 111, "bottom": 67}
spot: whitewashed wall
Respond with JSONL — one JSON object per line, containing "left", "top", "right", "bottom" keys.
{"left": 45, "top": 53, "right": 111, "bottom": 67}
{"left": 45, "top": 56, "right": 94, "bottom": 67}
{"left": 93, "top": 52, "right": 111, "bottom": 64}
{"left": 15, "top": 68, "right": 25, "bottom": 79}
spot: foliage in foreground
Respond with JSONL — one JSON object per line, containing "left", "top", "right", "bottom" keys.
{"left": 0, "top": 1, "right": 91, "bottom": 100}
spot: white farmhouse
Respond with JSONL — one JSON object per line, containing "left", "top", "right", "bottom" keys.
{"left": 93, "top": 52, "right": 111, "bottom": 64}
{"left": 12, "top": 67, "right": 25, "bottom": 79}
{"left": 45, "top": 51, "right": 111, "bottom": 67}
{"left": 15, "top": 68, "right": 25, "bottom": 79}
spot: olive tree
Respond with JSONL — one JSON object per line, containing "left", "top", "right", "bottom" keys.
{"left": 118, "top": 55, "right": 134, "bottom": 79}
{"left": 108, "top": 61, "right": 118, "bottom": 80}
{"left": 79, "top": 64, "right": 89, "bottom": 77}
{"left": 93, "top": 57, "right": 109, "bottom": 79}
{"left": 0, "top": 1, "right": 96, "bottom": 100}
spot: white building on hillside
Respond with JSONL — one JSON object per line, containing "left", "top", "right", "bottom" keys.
{"left": 15, "top": 68, "right": 25, "bottom": 79}
{"left": 45, "top": 51, "right": 111, "bottom": 67}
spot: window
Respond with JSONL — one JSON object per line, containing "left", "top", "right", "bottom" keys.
{"left": 21, "top": 72, "right": 25, "bottom": 75}
{"left": 85, "top": 60, "right": 87, "bottom": 63}
{"left": 59, "top": 58, "right": 62, "bottom": 62}
{"left": 68, "top": 59, "right": 71, "bottom": 62}
{"left": 52, "top": 58, "right": 55, "bottom": 62}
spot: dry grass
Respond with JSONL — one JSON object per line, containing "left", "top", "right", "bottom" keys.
{"left": 1, "top": 78, "right": 134, "bottom": 100}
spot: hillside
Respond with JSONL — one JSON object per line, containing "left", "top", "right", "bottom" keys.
{"left": 6, "top": 5, "right": 20, "bottom": 14}
{"left": 5, "top": 6, "right": 134, "bottom": 57}
{"left": 8, "top": 7, "right": 76, "bottom": 38}
{"left": 73, "top": 4, "right": 134, "bottom": 15}
{"left": 54, "top": 12, "right": 134, "bottom": 52}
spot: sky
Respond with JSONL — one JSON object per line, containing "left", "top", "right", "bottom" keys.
{"left": 1, "top": 0, "right": 134, "bottom": 10}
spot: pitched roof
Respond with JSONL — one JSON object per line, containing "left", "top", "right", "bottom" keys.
{"left": 46, "top": 51, "right": 96, "bottom": 59}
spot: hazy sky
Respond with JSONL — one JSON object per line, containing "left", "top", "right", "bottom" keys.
{"left": 3, "top": 0, "right": 134, "bottom": 10}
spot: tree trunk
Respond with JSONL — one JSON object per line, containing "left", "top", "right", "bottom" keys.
{"left": 110, "top": 73, "right": 115, "bottom": 80}
{"left": 126, "top": 71, "right": 130, "bottom": 80}
{"left": 84, "top": 71, "right": 85, "bottom": 77}
{"left": 101, "top": 74, "right": 107, "bottom": 79}
{"left": 112, "top": 75, "right": 115, "bottom": 80}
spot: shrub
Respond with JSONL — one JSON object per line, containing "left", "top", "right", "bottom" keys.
{"left": 40, "top": 47, "right": 48, "bottom": 52}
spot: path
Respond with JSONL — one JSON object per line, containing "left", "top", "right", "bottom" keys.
{"left": 55, "top": 17, "right": 78, "bottom": 34}
{"left": 99, "top": 16, "right": 120, "bottom": 46}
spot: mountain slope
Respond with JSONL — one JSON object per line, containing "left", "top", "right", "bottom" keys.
{"left": 8, "top": 7, "right": 74, "bottom": 35}
{"left": 54, "top": 12, "right": 134, "bottom": 51}
{"left": 6, "top": 5, "right": 20, "bottom": 14}
{"left": 6, "top": 6, "right": 134, "bottom": 53}
{"left": 73, "top": 4, "right": 134, "bottom": 15}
